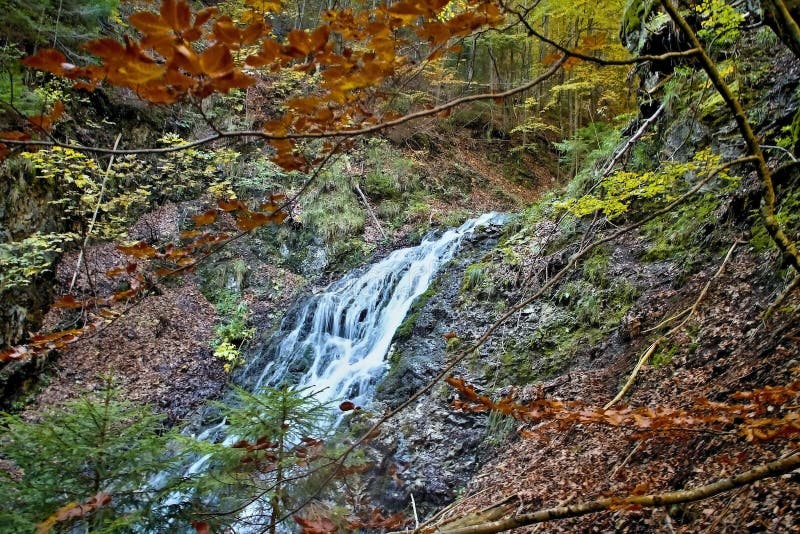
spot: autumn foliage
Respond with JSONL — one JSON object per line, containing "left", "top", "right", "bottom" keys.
{"left": 446, "top": 375, "right": 800, "bottom": 443}
{"left": 4, "top": 0, "right": 507, "bottom": 170}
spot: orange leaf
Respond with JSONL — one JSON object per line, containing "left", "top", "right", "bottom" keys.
{"left": 194, "top": 7, "right": 218, "bottom": 28}
{"left": 182, "top": 27, "right": 203, "bottom": 42}
{"left": 294, "top": 515, "right": 337, "bottom": 534}
{"left": 192, "top": 209, "right": 218, "bottom": 226}
{"left": 1, "top": 345, "right": 30, "bottom": 362}
{"left": 309, "top": 25, "right": 330, "bottom": 52}
{"left": 160, "top": 0, "right": 191, "bottom": 32}
{"left": 246, "top": 0, "right": 283, "bottom": 13}
{"left": 118, "top": 241, "right": 158, "bottom": 259}
{"left": 0, "top": 131, "right": 30, "bottom": 141}
{"left": 242, "top": 21, "right": 267, "bottom": 45}
{"left": 200, "top": 44, "right": 234, "bottom": 77}
{"left": 29, "top": 102, "right": 65, "bottom": 132}
{"left": 36, "top": 493, "right": 111, "bottom": 534}
{"left": 84, "top": 38, "right": 126, "bottom": 59}
{"left": 287, "top": 29, "right": 311, "bottom": 56}
{"left": 129, "top": 11, "right": 172, "bottom": 36}
{"left": 192, "top": 521, "right": 210, "bottom": 534}
{"left": 212, "top": 17, "right": 241, "bottom": 47}
{"left": 53, "top": 296, "right": 85, "bottom": 309}
{"left": 218, "top": 199, "right": 247, "bottom": 212}
{"left": 235, "top": 211, "right": 270, "bottom": 231}
{"left": 23, "top": 49, "right": 69, "bottom": 75}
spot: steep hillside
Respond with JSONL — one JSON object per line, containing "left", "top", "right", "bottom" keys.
{"left": 1, "top": 1, "right": 800, "bottom": 532}
{"left": 356, "top": 9, "right": 800, "bottom": 533}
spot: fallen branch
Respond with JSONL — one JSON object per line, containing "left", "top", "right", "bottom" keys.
{"left": 604, "top": 340, "right": 662, "bottom": 409}
{"left": 354, "top": 182, "right": 387, "bottom": 241}
{"left": 431, "top": 453, "right": 800, "bottom": 534}
{"left": 601, "top": 102, "right": 666, "bottom": 176}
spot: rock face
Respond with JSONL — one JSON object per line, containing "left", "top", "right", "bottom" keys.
{"left": 0, "top": 163, "right": 65, "bottom": 349}
{"left": 360, "top": 223, "right": 505, "bottom": 514}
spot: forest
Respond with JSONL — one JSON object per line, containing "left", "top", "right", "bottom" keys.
{"left": 0, "top": 0, "right": 799, "bottom": 532}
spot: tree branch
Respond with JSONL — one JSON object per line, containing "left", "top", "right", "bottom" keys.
{"left": 500, "top": 0, "right": 700, "bottom": 66}
{"left": 0, "top": 58, "right": 567, "bottom": 156}
{"left": 660, "top": 0, "right": 800, "bottom": 273}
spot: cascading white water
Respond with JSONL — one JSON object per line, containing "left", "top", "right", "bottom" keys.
{"left": 242, "top": 212, "right": 505, "bottom": 407}
{"left": 150, "top": 213, "right": 505, "bottom": 531}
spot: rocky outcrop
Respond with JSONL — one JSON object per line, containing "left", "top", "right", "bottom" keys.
{"left": 0, "top": 161, "right": 65, "bottom": 350}
{"left": 357, "top": 223, "right": 506, "bottom": 514}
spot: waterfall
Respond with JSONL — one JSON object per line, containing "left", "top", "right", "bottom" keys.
{"left": 239, "top": 212, "right": 505, "bottom": 407}
{"left": 149, "top": 213, "right": 505, "bottom": 531}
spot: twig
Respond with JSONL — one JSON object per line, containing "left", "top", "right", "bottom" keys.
{"left": 701, "top": 487, "right": 746, "bottom": 534}
{"left": 410, "top": 493, "right": 419, "bottom": 529}
{"left": 610, "top": 442, "right": 643, "bottom": 480}
{"left": 69, "top": 133, "right": 122, "bottom": 293}
{"left": 670, "top": 240, "right": 741, "bottom": 333}
{"left": 0, "top": 58, "right": 568, "bottom": 156}
{"left": 601, "top": 103, "right": 666, "bottom": 176}
{"left": 604, "top": 340, "right": 662, "bottom": 409}
{"left": 761, "top": 144, "right": 798, "bottom": 162}
{"left": 353, "top": 182, "right": 387, "bottom": 240}
{"left": 763, "top": 273, "right": 800, "bottom": 320}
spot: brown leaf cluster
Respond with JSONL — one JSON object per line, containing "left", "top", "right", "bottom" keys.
{"left": 11, "top": 0, "right": 505, "bottom": 170}
{"left": 446, "top": 376, "right": 800, "bottom": 443}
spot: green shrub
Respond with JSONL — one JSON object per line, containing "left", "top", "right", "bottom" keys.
{"left": 461, "top": 262, "right": 488, "bottom": 292}
{"left": 364, "top": 171, "right": 400, "bottom": 200}
{"left": 210, "top": 290, "right": 254, "bottom": 373}
{"left": 0, "top": 385, "right": 179, "bottom": 533}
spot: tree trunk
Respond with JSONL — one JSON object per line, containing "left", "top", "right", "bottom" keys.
{"left": 761, "top": 0, "right": 800, "bottom": 58}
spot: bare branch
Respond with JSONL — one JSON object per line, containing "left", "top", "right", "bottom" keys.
{"left": 500, "top": 0, "right": 700, "bottom": 66}
{"left": 0, "top": 58, "right": 567, "bottom": 156}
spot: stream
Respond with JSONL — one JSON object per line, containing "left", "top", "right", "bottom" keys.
{"left": 162, "top": 212, "right": 505, "bottom": 530}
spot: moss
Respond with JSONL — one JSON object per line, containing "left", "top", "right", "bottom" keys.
{"left": 393, "top": 281, "right": 439, "bottom": 342}
{"left": 327, "top": 239, "right": 375, "bottom": 274}
{"left": 582, "top": 246, "right": 612, "bottom": 288}
{"left": 461, "top": 262, "right": 488, "bottom": 292}
{"left": 489, "top": 274, "right": 638, "bottom": 386}
{"left": 376, "top": 200, "right": 403, "bottom": 223}
{"left": 446, "top": 336, "right": 462, "bottom": 352}
{"left": 750, "top": 184, "right": 800, "bottom": 253}
{"left": 363, "top": 171, "right": 400, "bottom": 200}
{"left": 652, "top": 343, "right": 678, "bottom": 367}
{"left": 642, "top": 192, "right": 722, "bottom": 266}
{"left": 439, "top": 209, "right": 471, "bottom": 228}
